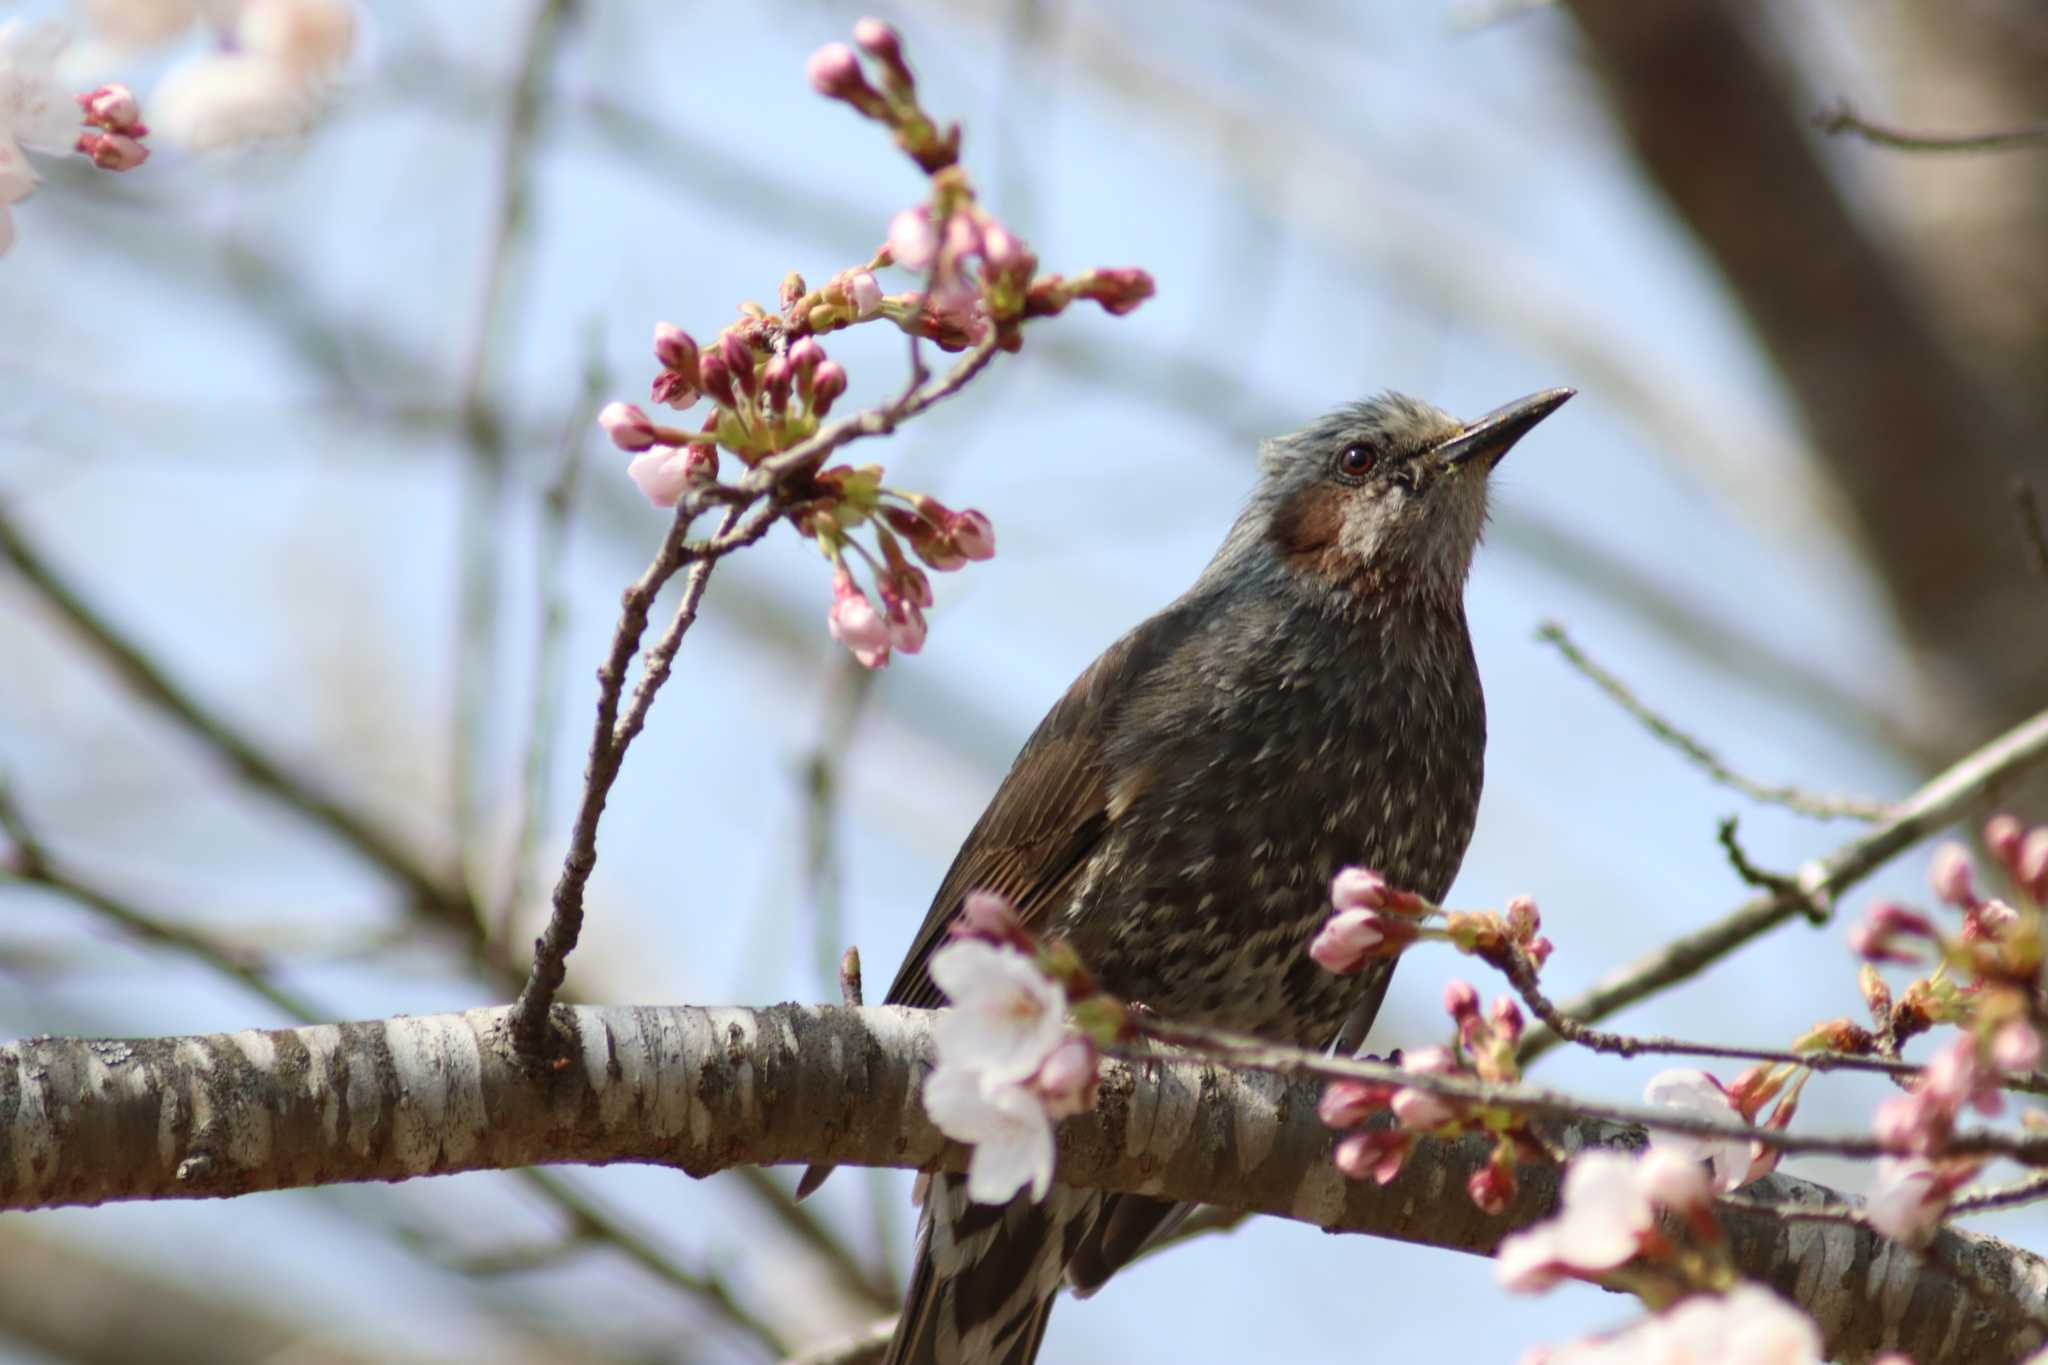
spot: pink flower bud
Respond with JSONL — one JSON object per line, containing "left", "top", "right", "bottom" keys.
{"left": 846, "top": 270, "right": 883, "bottom": 319}
{"left": 78, "top": 83, "right": 141, "bottom": 132}
{"left": 1442, "top": 979, "right": 1480, "bottom": 1022}
{"left": 1929, "top": 843, "right": 1976, "bottom": 907}
{"left": 599, "top": 401, "right": 660, "bottom": 451}
{"left": 76, "top": 131, "right": 148, "bottom": 171}
{"left": 761, "top": 354, "right": 793, "bottom": 413}
{"left": 1332, "top": 1129, "right": 1408, "bottom": 1185}
{"left": 884, "top": 595, "right": 927, "bottom": 654}
{"left": 1075, "top": 266, "right": 1156, "bottom": 316}
{"left": 810, "top": 360, "right": 848, "bottom": 417}
{"left": 889, "top": 207, "right": 938, "bottom": 272}
{"left": 949, "top": 508, "right": 996, "bottom": 561}
{"left": 1391, "top": 1086, "right": 1457, "bottom": 1131}
{"left": 653, "top": 321, "right": 699, "bottom": 375}
{"left": 2019, "top": 827, "right": 2048, "bottom": 899}
{"left": 1489, "top": 995, "right": 1525, "bottom": 1044}
{"left": 1331, "top": 866, "right": 1390, "bottom": 913}
{"left": 650, "top": 369, "right": 698, "bottom": 408}
{"left": 895, "top": 564, "right": 934, "bottom": 609}
{"left": 1309, "top": 908, "right": 1386, "bottom": 974}
{"left": 625, "top": 446, "right": 693, "bottom": 508}
{"left": 827, "top": 570, "right": 891, "bottom": 668}
{"left": 852, "top": 17, "right": 911, "bottom": 86}
{"left": 1466, "top": 1164, "right": 1514, "bottom": 1216}
{"left": 1506, "top": 894, "right": 1540, "bottom": 938}
{"left": 1985, "top": 814, "right": 2025, "bottom": 867}
{"left": 719, "top": 332, "right": 756, "bottom": 395}
{"left": 789, "top": 336, "right": 826, "bottom": 379}
{"left": 1993, "top": 1020, "right": 2042, "bottom": 1075}
{"left": 697, "top": 346, "right": 736, "bottom": 408}
{"left": 1525, "top": 936, "right": 1554, "bottom": 970}
{"left": 981, "top": 220, "right": 1030, "bottom": 274}
{"left": 1849, "top": 901, "right": 1937, "bottom": 963}
{"left": 956, "top": 889, "right": 1021, "bottom": 939}
{"left": 1035, "top": 1036, "right": 1098, "bottom": 1118}
{"left": 1872, "top": 1094, "right": 1927, "bottom": 1152}
{"left": 1962, "top": 900, "right": 2019, "bottom": 942}
{"left": 806, "top": 43, "right": 874, "bottom": 103}
{"left": 1317, "top": 1079, "right": 1387, "bottom": 1129}
{"left": 911, "top": 531, "right": 967, "bottom": 572}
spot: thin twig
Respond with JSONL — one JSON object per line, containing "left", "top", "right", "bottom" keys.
{"left": 1520, "top": 705, "right": 2048, "bottom": 1064}
{"left": 1814, "top": 100, "right": 2048, "bottom": 153}
{"left": 496, "top": 343, "right": 602, "bottom": 953}
{"left": 0, "top": 507, "right": 476, "bottom": 932}
{"left": 510, "top": 340, "right": 1005, "bottom": 1058}
{"left": 1954, "top": 1172, "right": 2048, "bottom": 1217}
{"left": 1538, "top": 621, "right": 1890, "bottom": 821}
{"left": 449, "top": 0, "right": 574, "bottom": 898}
{"left": 1716, "top": 815, "right": 1821, "bottom": 919}
{"left": 1485, "top": 935, "right": 2048, "bottom": 1097}
{"left": 1132, "top": 1015, "right": 2048, "bottom": 1165}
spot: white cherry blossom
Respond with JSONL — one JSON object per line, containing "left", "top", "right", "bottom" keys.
{"left": 922, "top": 1062, "right": 1054, "bottom": 1203}
{"left": 928, "top": 939, "right": 1067, "bottom": 1083}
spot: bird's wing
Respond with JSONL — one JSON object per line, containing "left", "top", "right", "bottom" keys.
{"left": 883, "top": 605, "right": 1185, "bottom": 1011}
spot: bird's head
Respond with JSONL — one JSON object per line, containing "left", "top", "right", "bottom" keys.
{"left": 1244, "top": 388, "right": 1573, "bottom": 606}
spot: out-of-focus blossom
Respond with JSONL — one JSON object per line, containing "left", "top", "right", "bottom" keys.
{"left": 846, "top": 269, "right": 883, "bottom": 319}
{"left": 151, "top": 0, "right": 356, "bottom": 151}
{"left": 889, "top": 206, "right": 937, "bottom": 271}
{"left": 1034, "top": 1035, "right": 1098, "bottom": 1118}
{"left": 1533, "top": 1286, "right": 1823, "bottom": 1365}
{"left": 1928, "top": 842, "right": 1977, "bottom": 907}
{"left": 827, "top": 569, "right": 892, "bottom": 668}
{"left": 0, "top": 21, "right": 82, "bottom": 153}
{"left": 1389, "top": 1045, "right": 1460, "bottom": 1130}
{"left": 1993, "top": 1020, "right": 2042, "bottom": 1075}
{"left": 1494, "top": 1151, "right": 1657, "bottom": 1291}
{"left": 625, "top": 446, "right": 696, "bottom": 509}
{"left": 1643, "top": 1068, "right": 1770, "bottom": 1193}
{"left": 1867, "top": 1157, "right": 1977, "bottom": 1245}
{"left": 949, "top": 508, "right": 996, "bottom": 561}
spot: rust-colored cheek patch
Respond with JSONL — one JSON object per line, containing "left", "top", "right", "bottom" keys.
{"left": 1270, "top": 487, "right": 1345, "bottom": 567}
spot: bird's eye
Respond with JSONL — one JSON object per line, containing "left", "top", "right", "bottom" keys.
{"left": 1336, "top": 442, "right": 1377, "bottom": 479}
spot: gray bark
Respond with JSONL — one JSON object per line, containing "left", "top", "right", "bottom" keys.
{"left": 4, "top": 1003, "right": 2044, "bottom": 1364}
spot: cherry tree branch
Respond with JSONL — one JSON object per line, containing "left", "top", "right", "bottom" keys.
{"left": 3, "top": 1002, "right": 2040, "bottom": 1365}
{"left": 1814, "top": 100, "right": 2048, "bottom": 153}
{"left": 1520, "top": 702, "right": 2048, "bottom": 1063}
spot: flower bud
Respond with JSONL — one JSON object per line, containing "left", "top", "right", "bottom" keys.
{"left": 827, "top": 569, "right": 891, "bottom": 668}
{"left": 653, "top": 321, "right": 699, "bottom": 375}
{"left": 1310, "top": 908, "right": 1391, "bottom": 974}
{"left": 1074, "top": 266, "right": 1156, "bottom": 316}
{"left": 1331, "top": 866, "right": 1389, "bottom": 913}
{"left": 912, "top": 530, "right": 967, "bottom": 572}
{"left": 1466, "top": 1163, "right": 1514, "bottom": 1216}
{"left": 76, "top": 131, "right": 148, "bottom": 171}
{"left": 761, "top": 354, "right": 793, "bottom": 413}
{"left": 1525, "top": 936, "right": 1554, "bottom": 970}
{"left": 719, "top": 331, "right": 756, "bottom": 395}
{"left": 949, "top": 508, "right": 996, "bottom": 561}
{"left": 1489, "top": 995, "right": 1525, "bottom": 1044}
{"left": 884, "top": 595, "right": 927, "bottom": 654}
{"left": 625, "top": 446, "right": 692, "bottom": 508}
{"left": 1442, "top": 979, "right": 1480, "bottom": 1023}
{"left": 806, "top": 43, "right": 880, "bottom": 111}
{"left": 1317, "top": 1079, "right": 1387, "bottom": 1129}
{"left": 889, "top": 207, "right": 938, "bottom": 272}
{"left": 1391, "top": 1085, "right": 1457, "bottom": 1131}
{"left": 598, "top": 401, "right": 660, "bottom": 452}
{"left": 1505, "top": 894, "right": 1540, "bottom": 938}
{"left": 1985, "top": 814, "right": 2025, "bottom": 867}
{"left": 697, "top": 346, "right": 737, "bottom": 408}
{"left": 78, "top": 83, "right": 141, "bottom": 132}
{"left": 956, "top": 889, "right": 1021, "bottom": 939}
{"left": 895, "top": 563, "right": 934, "bottom": 609}
{"left": 846, "top": 270, "right": 884, "bottom": 320}
{"left": 852, "top": 17, "right": 913, "bottom": 89}
{"left": 779, "top": 271, "right": 807, "bottom": 312}
{"left": 1929, "top": 843, "right": 1976, "bottom": 907}
{"left": 789, "top": 335, "right": 826, "bottom": 380}
{"left": 1035, "top": 1036, "right": 1099, "bottom": 1118}
{"left": 1333, "top": 1129, "right": 1408, "bottom": 1185}
{"left": 2019, "top": 827, "right": 2048, "bottom": 899}
{"left": 810, "top": 360, "right": 848, "bottom": 417}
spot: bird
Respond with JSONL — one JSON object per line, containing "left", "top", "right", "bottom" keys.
{"left": 816, "top": 386, "right": 1572, "bottom": 1365}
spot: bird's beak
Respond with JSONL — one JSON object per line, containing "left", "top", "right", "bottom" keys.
{"left": 1436, "top": 387, "right": 1576, "bottom": 469}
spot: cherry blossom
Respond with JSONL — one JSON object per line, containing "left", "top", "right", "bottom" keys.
{"left": 922, "top": 1063, "right": 1054, "bottom": 1203}
{"left": 1494, "top": 1151, "right": 1656, "bottom": 1291}
{"left": 1643, "top": 1069, "right": 1758, "bottom": 1193}
{"left": 926, "top": 939, "right": 1068, "bottom": 1083}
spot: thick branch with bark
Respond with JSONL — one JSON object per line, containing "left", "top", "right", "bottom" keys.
{"left": 3, "top": 1004, "right": 2041, "bottom": 1364}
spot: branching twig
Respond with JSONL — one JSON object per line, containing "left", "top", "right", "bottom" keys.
{"left": 1519, "top": 704, "right": 2048, "bottom": 1063}
{"left": 1715, "top": 815, "right": 1820, "bottom": 919}
{"left": 1814, "top": 100, "right": 2048, "bottom": 153}
{"left": 0, "top": 508, "right": 477, "bottom": 931}
{"left": 1537, "top": 621, "right": 1890, "bottom": 821}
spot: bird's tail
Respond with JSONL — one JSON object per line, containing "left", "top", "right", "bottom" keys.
{"left": 883, "top": 1176, "right": 1095, "bottom": 1365}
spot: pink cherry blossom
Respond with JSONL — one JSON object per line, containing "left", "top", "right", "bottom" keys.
{"left": 927, "top": 939, "right": 1067, "bottom": 1083}
{"left": 889, "top": 207, "right": 938, "bottom": 272}
{"left": 1316, "top": 1078, "right": 1386, "bottom": 1129}
{"left": 1928, "top": 842, "right": 1976, "bottom": 906}
{"left": 1994, "top": 1020, "right": 2042, "bottom": 1074}
{"left": 76, "top": 130, "right": 147, "bottom": 170}
{"left": 1308, "top": 907, "right": 1386, "bottom": 974}
{"left": 1635, "top": 1146, "right": 1713, "bottom": 1213}
{"left": 625, "top": 446, "right": 694, "bottom": 509}
{"left": 1866, "top": 1158, "right": 1951, "bottom": 1244}
{"left": 599, "top": 401, "right": 660, "bottom": 451}
{"left": 846, "top": 270, "right": 884, "bottom": 319}
{"left": 1332, "top": 1129, "right": 1407, "bottom": 1185}
{"left": 1643, "top": 1069, "right": 1754, "bottom": 1193}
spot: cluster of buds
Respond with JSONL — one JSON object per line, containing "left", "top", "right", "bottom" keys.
{"left": 815, "top": 484, "right": 994, "bottom": 669}
{"left": 1319, "top": 979, "right": 1541, "bottom": 1213}
{"left": 74, "top": 83, "right": 148, "bottom": 171}
{"left": 921, "top": 890, "right": 1106, "bottom": 1204}
{"left": 1307, "top": 870, "right": 1552, "bottom": 978}
{"left": 807, "top": 19, "right": 959, "bottom": 176}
